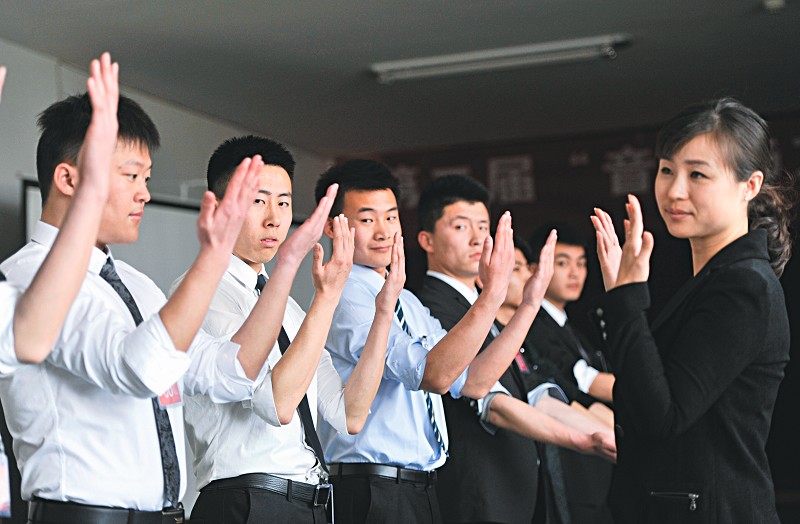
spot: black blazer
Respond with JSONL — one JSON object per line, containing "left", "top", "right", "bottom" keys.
{"left": 595, "top": 230, "right": 789, "bottom": 524}
{"left": 417, "top": 276, "right": 540, "bottom": 524}
{"left": 525, "top": 309, "right": 607, "bottom": 408}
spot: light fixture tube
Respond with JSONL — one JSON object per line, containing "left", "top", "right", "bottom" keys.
{"left": 370, "top": 33, "right": 632, "bottom": 84}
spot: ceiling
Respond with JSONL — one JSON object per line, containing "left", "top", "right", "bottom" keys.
{"left": 1, "top": 1, "right": 799, "bottom": 158}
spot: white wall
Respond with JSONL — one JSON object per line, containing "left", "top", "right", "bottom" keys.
{"left": 1, "top": 36, "right": 332, "bottom": 513}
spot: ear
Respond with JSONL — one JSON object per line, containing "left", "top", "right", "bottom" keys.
{"left": 51, "top": 162, "right": 79, "bottom": 198}
{"left": 744, "top": 170, "right": 764, "bottom": 202}
{"left": 323, "top": 217, "right": 334, "bottom": 239}
{"left": 417, "top": 230, "right": 434, "bottom": 254}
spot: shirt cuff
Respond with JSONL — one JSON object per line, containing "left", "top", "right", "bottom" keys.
{"left": 124, "top": 314, "right": 191, "bottom": 395}
{"left": 447, "top": 366, "right": 469, "bottom": 399}
{"left": 477, "top": 388, "right": 509, "bottom": 436}
{"left": 0, "top": 286, "right": 20, "bottom": 376}
{"left": 573, "top": 359, "right": 601, "bottom": 393}
{"left": 527, "top": 382, "right": 568, "bottom": 405}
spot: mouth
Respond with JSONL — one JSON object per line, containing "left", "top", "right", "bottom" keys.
{"left": 469, "top": 252, "right": 482, "bottom": 260}
{"left": 664, "top": 208, "right": 691, "bottom": 220}
{"left": 129, "top": 211, "right": 144, "bottom": 222}
{"left": 371, "top": 245, "right": 392, "bottom": 253}
{"left": 260, "top": 237, "right": 279, "bottom": 248}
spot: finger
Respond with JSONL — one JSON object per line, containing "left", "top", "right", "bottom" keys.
{"left": 313, "top": 183, "right": 339, "bottom": 224}
{"left": 313, "top": 243, "right": 324, "bottom": 272}
{"left": 223, "top": 157, "right": 252, "bottom": 209}
{"left": 640, "top": 231, "right": 655, "bottom": 261}
{"left": 330, "top": 215, "right": 343, "bottom": 260}
{"left": 627, "top": 195, "right": 645, "bottom": 241}
{"left": 0, "top": 66, "right": 6, "bottom": 103}
{"left": 480, "top": 235, "right": 493, "bottom": 269}
{"left": 197, "top": 191, "right": 216, "bottom": 231}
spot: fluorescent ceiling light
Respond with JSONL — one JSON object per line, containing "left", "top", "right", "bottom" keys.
{"left": 370, "top": 33, "right": 632, "bottom": 84}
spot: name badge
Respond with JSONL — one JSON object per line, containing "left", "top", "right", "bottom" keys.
{"left": 514, "top": 352, "right": 530, "bottom": 374}
{"left": 1, "top": 452, "right": 11, "bottom": 517}
{"left": 158, "top": 383, "right": 182, "bottom": 409}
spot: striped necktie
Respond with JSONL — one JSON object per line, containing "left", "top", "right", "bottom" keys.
{"left": 395, "top": 299, "right": 449, "bottom": 458}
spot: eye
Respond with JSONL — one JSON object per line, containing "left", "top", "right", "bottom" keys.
{"left": 479, "top": 225, "right": 489, "bottom": 232}
{"left": 659, "top": 166, "right": 673, "bottom": 175}
{"left": 387, "top": 215, "right": 397, "bottom": 222}
{"left": 556, "top": 260, "right": 569, "bottom": 267}
{"left": 125, "top": 173, "right": 138, "bottom": 181}
{"left": 360, "top": 218, "right": 373, "bottom": 224}
{"left": 690, "top": 171, "right": 706, "bottom": 179}
{"left": 143, "top": 176, "right": 151, "bottom": 185}
{"left": 278, "top": 200, "right": 291, "bottom": 207}
{"left": 454, "top": 224, "right": 466, "bottom": 231}
{"left": 254, "top": 198, "right": 265, "bottom": 205}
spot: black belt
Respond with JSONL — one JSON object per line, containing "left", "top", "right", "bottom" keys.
{"left": 28, "top": 498, "right": 184, "bottom": 524}
{"left": 202, "top": 473, "right": 332, "bottom": 507}
{"left": 330, "top": 463, "right": 437, "bottom": 485}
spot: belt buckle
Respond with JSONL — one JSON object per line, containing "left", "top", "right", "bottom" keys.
{"left": 161, "top": 504, "right": 185, "bottom": 523}
{"left": 313, "top": 483, "right": 332, "bottom": 506}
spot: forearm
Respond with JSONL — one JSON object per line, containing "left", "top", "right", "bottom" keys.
{"left": 588, "top": 372, "right": 615, "bottom": 403}
{"left": 231, "top": 256, "right": 300, "bottom": 379}
{"left": 422, "top": 294, "right": 500, "bottom": 393}
{"left": 536, "top": 396, "right": 608, "bottom": 435}
{"left": 14, "top": 187, "right": 106, "bottom": 363}
{"left": 160, "top": 248, "right": 228, "bottom": 351}
{"left": 462, "top": 302, "right": 538, "bottom": 398}
{"left": 487, "top": 393, "right": 587, "bottom": 452}
{"left": 343, "top": 306, "right": 392, "bottom": 432}
{"left": 271, "top": 292, "right": 338, "bottom": 423}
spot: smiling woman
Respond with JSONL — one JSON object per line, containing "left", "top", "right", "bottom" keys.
{"left": 591, "top": 98, "right": 797, "bottom": 524}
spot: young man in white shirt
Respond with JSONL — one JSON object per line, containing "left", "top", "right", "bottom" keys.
{"left": 0, "top": 71, "right": 292, "bottom": 521}
{"left": 179, "top": 136, "right": 405, "bottom": 523}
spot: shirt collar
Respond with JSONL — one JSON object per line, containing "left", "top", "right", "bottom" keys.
{"left": 426, "top": 270, "right": 479, "bottom": 305}
{"left": 541, "top": 298, "right": 568, "bottom": 327}
{"left": 226, "top": 254, "right": 267, "bottom": 293}
{"left": 31, "top": 220, "right": 110, "bottom": 275}
{"left": 349, "top": 263, "right": 389, "bottom": 292}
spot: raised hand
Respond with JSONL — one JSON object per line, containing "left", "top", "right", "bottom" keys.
{"left": 478, "top": 211, "right": 515, "bottom": 306}
{"left": 614, "top": 194, "right": 654, "bottom": 287}
{"left": 521, "top": 229, "right": 556, "bottom": 307}
{"left": 277, "top": 183, "right": 338, "bottom": 267}
{"left": 591, "top": 206, "right": 623, "bottom": 291}
{"left": 0, "top": 65, "right": 6, "bottom": 104}
{"left": 196, "top": 155, "right": 262, "bottom": 255}
{"left": 311, "top": 214, "right": 354, "bottom": 300}
{"left": 75, "top": 52, "right": 119, "bottom": 203}
{"left": 375, "top": 232, "right": 405, "bottom": 314}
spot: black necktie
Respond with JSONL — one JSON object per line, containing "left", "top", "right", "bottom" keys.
{"left": 563, "top": 319, "right": 592, "bottom": 364}
{"left": 395, "top": 300, "right": 448, "bottom": 458}
{"left": 256, "top": 274, "right": 329, "bottom": 474}
{"left": 99, "top": 258, "right": 180, "bottom": 508}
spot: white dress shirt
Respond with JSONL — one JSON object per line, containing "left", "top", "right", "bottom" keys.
{"left": 0, "top": 221, "right": 252, "bottom": 511}
{"left": 172, "top": 255, "right": 349, "bottom": 488}
{"left": 321, "top": 264, "right": 467, "bottom": 472}
{"left": 540, "top": 299, "right": 600, "bottom": 392}
{"left": 0, "top": 282, "right": 20, "bottom": 375}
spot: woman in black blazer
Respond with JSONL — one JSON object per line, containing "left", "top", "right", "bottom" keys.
{"left": 591, "top": 98, "right": 795, "bottom": 523}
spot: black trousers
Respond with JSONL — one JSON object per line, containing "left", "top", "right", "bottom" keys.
{"left": 331, "top": 475, "right": 441, "bottom": 524}
{"left": 189, "top": 487, "right": 327, "bottom": 524}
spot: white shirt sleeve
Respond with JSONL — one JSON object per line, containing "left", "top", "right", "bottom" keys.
{"left": 573, "top": 358, "right": 601, "bottom": 393}
{"left": 181, "top": 329, "right": 253, "bottom": 402}
{"left": 316, "top": 350, "right": 349, "bottom": 434}
{"left": 0, "top": 283, "right": 21, "bottom": 376}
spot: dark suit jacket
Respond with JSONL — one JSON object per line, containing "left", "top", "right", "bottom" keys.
{"left": 525, "top": 310, "right": 606, "bottom": 408}
{"left": 595, "top": 229, "right": 789, "bottom": 524}
{"left": 417, "top": 276, "right": 540, "bottom": 524}
{"left": 526, "top": 309, "right": 614, "bottom": 523}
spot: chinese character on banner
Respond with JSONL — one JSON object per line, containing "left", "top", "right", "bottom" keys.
{"left": 391, "top": 164, "right": 421, "bottom": 209}
{"left": 602, "top": 145, "right": 656, "bottom": 196}
{"left": 487, "top": 155, "right": 535, "bottom": 204}
{"left": 430, "top": 166, "right": 472, "bottom": 179}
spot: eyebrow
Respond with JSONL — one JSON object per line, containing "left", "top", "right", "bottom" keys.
{"left": 683, "top": 159, "right": 711, "bottom": 167}
{"left": 257, "top": 189, "right": 292, "bottom": 197}
{"left": 357, "top": 206, "right": 397, "bottom": 213}
{"left": 119, "top": 159, "right": 151, "bottom": 169}
{"left": 449, "top": 215, "right": 489, "bottom": 223}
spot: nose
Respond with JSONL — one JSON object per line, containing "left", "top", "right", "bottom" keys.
{"left": 373, "top": 218, "right": 389, "bottom": 240}
{"left": 667, "top": 173, "right": 689, "bottom": 200}
{"left": 469, "top": 223, "right": 486, "bottom": 245}
{"left": 137, "top": 180, "right": 151, "bottom": 204}
{"left": 263, "top": 201, "right": 281, "bottom": 229}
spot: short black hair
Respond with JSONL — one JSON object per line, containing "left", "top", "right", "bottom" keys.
{"left": 207, "top": 135, "right": 295, "bottom": 199}
{"left": 314, "top": 159, "right": 400, "bottom": 217}
{"left": 529, "top": 221, "right": 586, "bottom": 256}
{"left": 36, "top": 93, "right": 160, "bottom": 205}
{"left": 514, "top": 234, "right": 535, "bottom": 265}
{"left": 417, "top": 174, "right": 489, "bottom": 232}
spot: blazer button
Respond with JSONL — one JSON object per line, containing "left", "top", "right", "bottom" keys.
{"left": 599, "top": 319, "right": 606, "bottom": 328}
{"left": 596, "top": 307, "right": 604, "bottom": 317}
{"left": 615, "top": 423, "right": 624, "bottom": 438}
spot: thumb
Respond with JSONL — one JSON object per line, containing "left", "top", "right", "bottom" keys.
{"left": 640, "top": 231, "right": 655, "bottom": 260}
{"left": 313, "top": 243, "right": 324, "bottom": 271}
